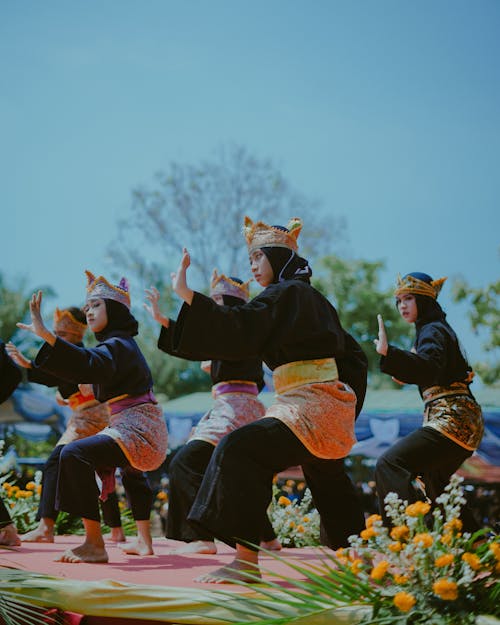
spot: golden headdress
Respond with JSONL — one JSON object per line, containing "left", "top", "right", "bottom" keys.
{"left": 85, "top": 270, "right": 131, "bottom": 309}
{"left": 243, "top": 216, "right": 302, "bottom": 253}
{"left": 210, "top": 269, "right": 251, "bottom": 302}
{"left": 394, "top": 273, "right": 447, "bottom": 300}
{"left": 53, "top": 308, "right": 87, "bottom": 341}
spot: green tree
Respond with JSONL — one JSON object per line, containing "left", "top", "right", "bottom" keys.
{"left": 452, "top": 277, "right": 500, "bottom": 386}
{"left": 313, "top": 255, "right": 413, "bottom": 387}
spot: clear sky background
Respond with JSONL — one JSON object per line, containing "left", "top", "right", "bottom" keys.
{"left": 1, "top": 1, "right": 499, "bottom": 368}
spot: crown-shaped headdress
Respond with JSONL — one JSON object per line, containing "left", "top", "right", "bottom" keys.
{"left": 53, "top": 308, "right": 87, "bottom": 340}
{"left": 243, "top": 216, "right": 302, "bottom": 253}
{"left": 85, "top": 271, "right": 131, "bottom": 309}
{"left": 395, "top": 273, "right": 447, "bottom": 300}
{"left": 210, "top": 269, "right": 251, "bottom": 302}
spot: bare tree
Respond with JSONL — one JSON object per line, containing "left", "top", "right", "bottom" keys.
{"left": 109, "top": 144, "right": 346, "bottom": 293}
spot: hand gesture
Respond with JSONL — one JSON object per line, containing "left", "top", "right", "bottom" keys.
{"left": 373, "top": 314, "right": 388, "bottom": 356}
{"left": 5, "top": 342, "right": 32, "bottom": 369}
{"left": 144, "top": 286, "right": 170, "bottom": 327}
{"left": 171, "top": 248, "right": 194, "bottom": 304}
{"left": 16, "top": 291, "right": 55, "bottom": 345}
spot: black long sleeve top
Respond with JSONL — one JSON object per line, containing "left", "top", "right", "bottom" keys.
{"left": 0, "top": 340, "right": 22, "bottom": 404}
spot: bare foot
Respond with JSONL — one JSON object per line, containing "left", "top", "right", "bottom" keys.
{"left": 21, "top": 527, "right": 55, "bottom": 543}
{"left": 55, "top": 543, "right": 109, "bottom": 563}
{"left": 105, "top": 528, "right": 127, "bottom": 543}
{"left": 121, "top": 537, "right": 154, "bottom": 556}
{"left": 260, "top": 538, "right": 282, "bottom": 551}
{"left": 169, "top": 540, "right": 217, "bottom": 555}
{"left": 195, "top": 558, "right": 262, "bottom": 584}
{"left": 0, "top": 524, "right": 21, "bottom": 547}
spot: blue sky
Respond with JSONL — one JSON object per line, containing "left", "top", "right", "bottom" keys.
{"left": 1, "top": 1, "right": 499, "bottom": 366}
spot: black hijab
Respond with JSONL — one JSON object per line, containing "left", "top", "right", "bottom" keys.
{"left": 261, "top": 247, "right": 312, "bottom": 284}
{"left": 94, "top": 299, "right": 139, "bottom": 341}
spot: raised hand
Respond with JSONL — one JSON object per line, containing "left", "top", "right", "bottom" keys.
{"left": 144, "top": 286, "right": 170, "bottom": 327}
{"left": 16, "top": 291, "right": 56, "bottom": 345}
{"left": 171, "top": 248, "right": 194, "bottom": 304}
{"left": 5, "top": 342, "right": 32, "bottom": 369}
{"left": 373, "top": 314, "right": 388, "bottom": 356}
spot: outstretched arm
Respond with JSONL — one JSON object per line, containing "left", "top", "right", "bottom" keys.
{"left": 144, "top": 286, "right": 170, "bottom": 327}
{"left": 373, "top": 314, "right": 388, "bottom": 356}
{"left": 171, "top": 248, "right": 194, "bottom": 305}
{"left": 16, "top": 291, "right": 56, "bottom": 346}
{"left": 5, "top": 343, "right": 32, "bottom": 369}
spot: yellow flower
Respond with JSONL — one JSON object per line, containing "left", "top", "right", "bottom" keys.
{"left": 365, "top": 514, "right": 382, "bottom": 528}
{"left": 9, "top": 502, "right": 15, "bottom": 509}
{"left": 10, "top": 486, "right": 19, "bottom": 493}
{"left": 278, "top": 496, "right": 291, "bottom": 506}
{"left": 297, "top": 525, "right": 305, "bottom": 533}
{"left": 393, "top": 591, "right": 416, "bottom": 612}
{"left": 36, "top": 485, "right": 42, "bottom": 495}
{"left": 389, "top": 541, "right": 403, "bottom": 552}
{"left": 156, "top": 491, "right": 168, "bottom": 501}
{"left": 433, "top": 578, "right": 458, "bottom": 601}
{"left": 288, "top": 521, "right": 295, "bottom": 528}
{"left": 413, "top": 533, "right": 433, "bottom": 548}
{"left": 302, "top": 516, "right": 310, "bottom": 523}
{"left": 2, "top": 482, "right": 12, "bottom": 490}
{"left": 25, "top": 481, "right": 36, "bottom": 491}
{"left": 390, "top": 525, "right": 409, "bottom": 541}
{"left": 360, "top": 527, "right": 377, "bottom": 540}
{"left": 23, "top": 491, "right": 33, "bottom": 498}
{"left": 441, "top": 533, "right": 452, "bottom": 545}
{"left": 435, "top": 554, "right": 454, "bottom": 567}
{"left": 462, "top": 552, "right": 481, "bottom": 570}
{"left": 489, "top": 542, "right": 500, "bottom": 561}
{"left": 15, "top": 490, "right": 25, "bottom": 499}
{"left": 370, "top": 560, "right": 389, "bottom": 580}
{"left": 444, "top": 518, "right": 462, "bottom": 533}
{"left": 351, "top": 559, "right": 363, "bottom": 574}
{"left": 394, "top": 574, "right": 409, "bottom": 584}
{"left": 405, "top": 501, "right": 431, "bottom": 517}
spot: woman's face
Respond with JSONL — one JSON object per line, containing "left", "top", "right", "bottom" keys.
{"left": 249, "top": 249, "right": 274, "bottom": 287}
{"left": 84, "top": 298, "right": 108, "bottom": 333}
{"left": 396, "top": 293, "right": 418, "bottom": 324}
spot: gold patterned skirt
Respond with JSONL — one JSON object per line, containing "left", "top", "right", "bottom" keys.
{"left": 423, "top": 383, "right": 484, "bottom": 451}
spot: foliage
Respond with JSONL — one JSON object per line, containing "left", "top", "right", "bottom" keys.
{"left": 268, "top": 484, "right": 321, "bottom": 548}
{"left": 452, "top": 276, "right": 500, "bottom": 386}
{"left": 212, "top": 475, "right": 499, "bottom": 625}
{"left": 108, "top": 144, "right": 344, "bottom": 289}
{"left": 313, "top": 255, "right": 413, "bottom": 386}
{"left": 1, "top": 471, "right": 42, "bottom": 534}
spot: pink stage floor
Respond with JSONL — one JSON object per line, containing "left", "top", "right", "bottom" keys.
{"left": 0, "top": 535, "right": 338, "bottom": 625}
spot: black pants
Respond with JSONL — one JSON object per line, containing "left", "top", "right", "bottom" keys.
{"left": 38, "top": 444, "right": 122, "bottom": 527}
{"left": 375, "top": 426, "right": 478, "bottom": 531}
{"left": 187, "top": 418, "right": 365, "bottom": 550}
{"left": 167, "top": 439, "right": 276, "bottom": 543}
{"left": 0, "top": 498, "right": 12, "bottom": 528}
{"left": 56, "top": 435, "right": 153, "bottom": 522}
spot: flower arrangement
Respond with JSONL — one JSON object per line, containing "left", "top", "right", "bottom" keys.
{"left": 213, "top": 474, "right": 499, "bottom": 625}
{"left": 1, "top": 471, "right": 42, "bottom": 534}
{"left": 267, "top": 483, "right": 321, "bottom": 547}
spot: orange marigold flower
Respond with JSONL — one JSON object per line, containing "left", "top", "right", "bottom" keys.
{"left": 297, "top": 524, "right": 305, "bottom": 533}
{"left": 441, "top": 533, "right": 452, "bottom": 546}
{"left": 278, "top": 496, "right": 291, "bottom": 506}
{"left": 394, "top": 574, "right": 409, "bottom": 584}
{"left": 9, "top": 502, "right": 15, "bottom": 509}
{"left": 156, "top": 491, "right": 168, "bottom": 501}
{"left": 393, "top": 591, "right": 416, "bottom": 612}
{"left": 10, "top": 486, "right": 19, "bottom": 493}
{"left": 288, "top": 521, "right": 295, "bottom": 528}
{"left": 389, "top": 541, "right": 403, "bottom": 553}
{"left": 435, "top": 554, "right": 454, "bottom": 567}
{"left": 405, "top": 501, "right": 431, "bottom": 517}
{"left": 15, "top": 491, "right": 25, "bottom": 499}
{"left": 23, "top": 491, "right": 33, "bottom": 498}
{"left": 335, "top": 548, "right": 344, "bottom": 557}
{"left": 272, "top": 474, "right": 278, "bottom": 484}
{"left": 390, "top": 525, "right": 409, "bottom": 541}
{"left": 433, "top": 578, "right": 458, "bottom": 601}
{"left": 351, "top": 559, "right": 363, "bottom": 574}
{"left": 2, "top": 483, "right": 11, "bottom": 490}
{"left": 302, "top": 516, "right": 310, "bottom": 523}
{"left": 36, "top": 485, "right": 42, "bottom": 495}
{"left": 296, "top": 481, "right": 306, "bottom": 491}
{"left": 462, "top": 552, "right": 481, "bottom": 570}
{"left": 365, "top": 514, "right": 382, "bottom": 528}
{"left": 489, "top": 542, "right": 500, "bottom": 561}
{"left": 444, "top": 518, "right": 462, "bottom": 533}
{"left": 285, "top": 479, "right": 295, "bottom": 487}
{"left": 413, "top": 533, "right": 433, "bottom": 548}
{"left": 25, "top": 481, "right": 36, "bottom": 491}
{"left": 370, "top": 560, "right": 389, "bottom": 580}
{"left": 360, "top": 527, "right": 377, "bottom": 540}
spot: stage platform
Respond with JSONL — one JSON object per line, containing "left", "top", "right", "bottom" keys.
{"left": 0, "top": 536, "right": 368, "bottom": 625}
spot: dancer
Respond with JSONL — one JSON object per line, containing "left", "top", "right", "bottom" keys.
{"left": 374, "top": 272, "right": 484, "bottom": 530}
{"left": 146, "top": 270, "right": 280, "bottom": 554}
{"left": 166, "top": 216, "right": 367, "bottom": 583}
{"left": 16, "top": 272, "right": 168, "bottom": 563}
{"left": 6, "top": 307, "right": 125, "bottom": 543}
{"left": 0, "top": 340, "right": 22, "bottom": 546}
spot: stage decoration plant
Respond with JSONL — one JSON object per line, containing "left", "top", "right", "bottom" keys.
{"left": 267, "top": 485, "right": 321, "bottom": 547}
{"left": 208, "top": 474, "right": 500, "bottom": 624}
